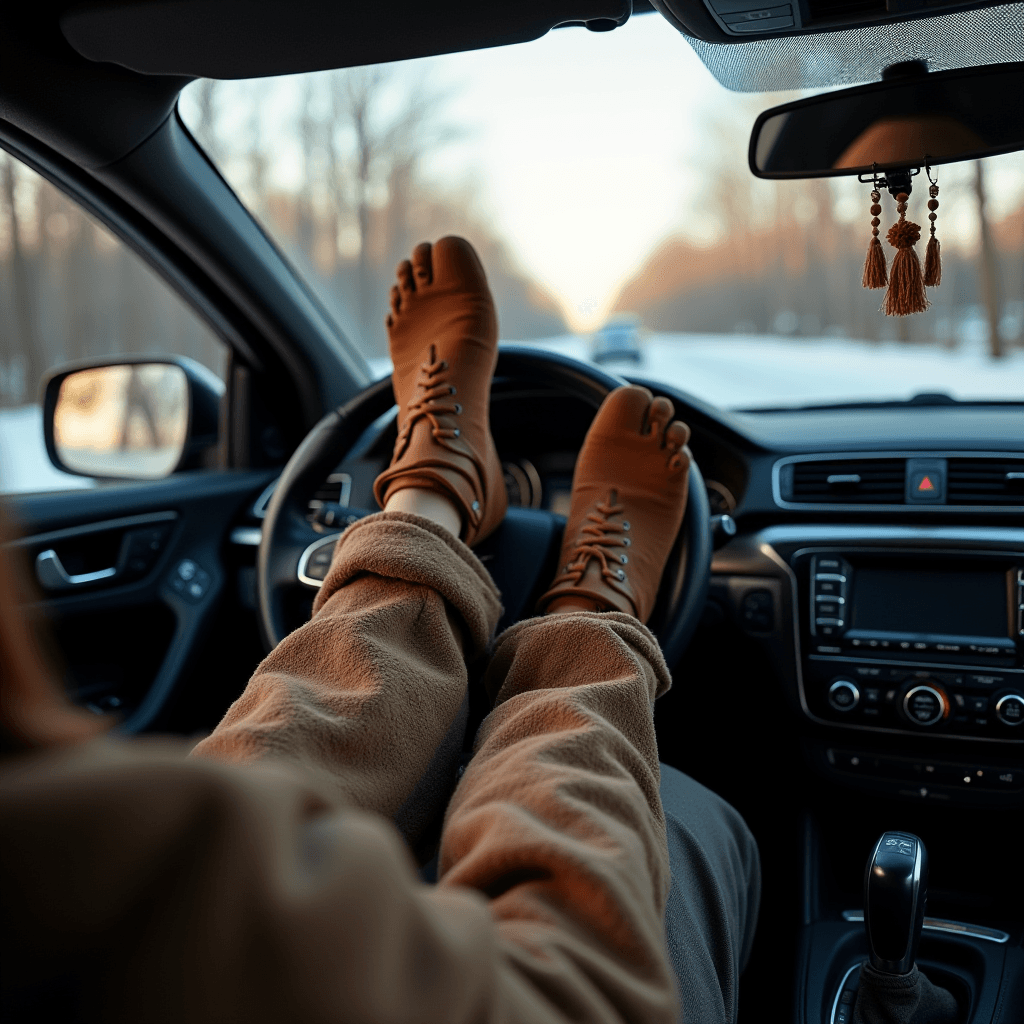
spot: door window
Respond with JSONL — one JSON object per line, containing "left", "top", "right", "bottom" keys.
{"left": 0, "top": 151, "right": 226, "bottom": 494}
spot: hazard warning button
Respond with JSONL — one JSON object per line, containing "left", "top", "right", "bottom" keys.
{"left": 905, "top": 458, "right": 947, "bottom": 504}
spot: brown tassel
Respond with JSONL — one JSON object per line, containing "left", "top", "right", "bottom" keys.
{"left": 862, "top": 189, "right": 887, "bottom": 289}
{"left": 883, "top": 192, "right": 928, "bottom": 316}
{"left": 923, "top": 181, "right": 941, "bottom": 287}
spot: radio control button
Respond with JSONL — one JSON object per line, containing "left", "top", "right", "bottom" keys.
{"left": 828, "top": 679, "right": 860, "bottom": 712}
{"left": 967, "top": 673, "right": 1005, "bottom": 687}
{"left": 968, "top": 696, "right": 988, "bottom": 714}
{"left": 814, "top": 572, "right": 847, "bottom": 583}
{"left": 854, "top": 665, "right": 883, "bottom": 678}
{"left": 863, "top": 687, "right": 880, "bottom": 703}
{"left": 816, "top": 600, "right": 843, "bottom": 617}
{"left": 903, "top": 684, "right": 948, "bottom": 726}
{"left": 995, "top": 694, "right": 1024, "bottom": 726}
{"left": 816, "top": 579, "right": 843, "bottom": 596}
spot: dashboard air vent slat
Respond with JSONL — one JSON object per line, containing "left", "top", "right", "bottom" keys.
{"left": 789, "top": 459, "right": 906, "bottom": 504}
{"left": 947, "top": 458, "right": 1024, "bottom": 506}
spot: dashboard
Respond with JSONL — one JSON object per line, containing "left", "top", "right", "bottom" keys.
{"left": 265, "top": 375, "right": 1024, "bottom": 810}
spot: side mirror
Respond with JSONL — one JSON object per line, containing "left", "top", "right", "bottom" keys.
{"left": 749, "top": 61, "right": 1024, "bottom": 179}
{"left": 42, "top": 357, "right": 223, "bottom": 480}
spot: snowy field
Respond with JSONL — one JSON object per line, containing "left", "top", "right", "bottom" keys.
{"left": 5, "top": 333, "right": 1023, "bottom": 494}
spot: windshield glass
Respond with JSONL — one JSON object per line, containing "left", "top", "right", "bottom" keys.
{"left": 179, "top": 14, "right": 1024, "bottom": 410}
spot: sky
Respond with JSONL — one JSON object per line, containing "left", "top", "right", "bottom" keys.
{"left": 181, "top": 13, "right": 1024, "bottom": 332}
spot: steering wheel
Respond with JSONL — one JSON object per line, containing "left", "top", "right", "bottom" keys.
{"left": 258, "top": 347, "right": 711, "bottom": 667}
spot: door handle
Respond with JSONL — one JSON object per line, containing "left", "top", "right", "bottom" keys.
{"left": 35, "top": 549, "right": 117, "bottom": 591}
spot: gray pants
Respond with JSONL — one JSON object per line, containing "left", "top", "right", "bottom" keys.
{"left": 660, "top": 763, "right": 762, "bottom": 1024}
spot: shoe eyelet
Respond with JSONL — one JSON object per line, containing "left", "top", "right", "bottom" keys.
{"left": 471, "top": 500, "right": 480, "bottom": 512}
{"left": 622, "top": 538, "right": 631, "bottom": 547}
{"left": 616, "top": 569, "right": 626, "bottom": 581}
{"left": 450, "top": 385, "right": 457, "bottom": 395}
{"left": 452, "top": 428, "right": 460, "bottom": 437}
{"left": 454, "top": 403, "right": 463, "bottom": 414}
{"left": 622, "top": 521, "right": 630, "bottom": 531}
{"left": 620, "top": 555, "right": 628, "bottom": 565}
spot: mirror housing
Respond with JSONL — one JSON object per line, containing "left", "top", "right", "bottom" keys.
{"left": 42, "top": 356, "right": 223, "bottom": 481}
{"left": 749, "top": 61, "right": 1024, "bottom": 180}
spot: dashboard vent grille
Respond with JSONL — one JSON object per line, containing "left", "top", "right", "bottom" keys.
{"left": 947, "top": 458, "right": 1024, "bottom": 506}
{"left": 788, "top": 459, "right": 906, "bottom": 504}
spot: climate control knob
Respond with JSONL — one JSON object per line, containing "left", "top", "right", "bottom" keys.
{"left": 995, "top": 693, "right": 1024, "bottom": 727}
{"left": 903, "top": 684, "right": 949, "bottom": 727}
{"left": 828, "top": 679, "right": 860, "bottom": 712}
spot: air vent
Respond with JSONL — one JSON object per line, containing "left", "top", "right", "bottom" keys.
{"left": 786, "top": 459, "right": 906, "bottom": 504}
{"left": 947, "top": 458, "right": 1024, "bottom": 506}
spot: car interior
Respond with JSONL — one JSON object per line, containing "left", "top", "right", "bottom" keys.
{"left": 2, "top": 1, "right": 1023, "bottom": 1021}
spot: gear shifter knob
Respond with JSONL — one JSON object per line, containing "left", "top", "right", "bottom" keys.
{"left": 864, "top": 831, "right": 928, "bottom": 975}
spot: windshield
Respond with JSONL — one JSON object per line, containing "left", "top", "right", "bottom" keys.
{"left": 179, "top": 14, "right": 1024, "bottom": 410}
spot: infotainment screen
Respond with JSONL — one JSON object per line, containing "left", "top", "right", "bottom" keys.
{"left": 850, "top": 568, "right": 1010, "bottom": 639}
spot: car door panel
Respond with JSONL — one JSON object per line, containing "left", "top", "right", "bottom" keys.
{"left": 4, "top": 468, "right": 276, "bottom": 733}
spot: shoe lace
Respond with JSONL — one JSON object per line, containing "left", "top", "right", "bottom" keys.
{"left": 562, "top": 491, "right": 631, "bottom": 585}
{"left": 393, "top": 344, "right": 463, "bottom": 458}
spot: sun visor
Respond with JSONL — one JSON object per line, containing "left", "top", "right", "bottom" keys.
{"left": 654, "top": 0, "right": 1024, "bottom": 90}
{"left": 61, "top": 0, "right": 631, "bottom": 79}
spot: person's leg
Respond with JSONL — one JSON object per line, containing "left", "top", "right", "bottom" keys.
{"left": 193, "top": 237, "right": 508, "bottom": 842}
{"left": 457, "top": 383, "right": 758, "bottom": 1022}
{"left": 660, "top": 764, "right": 762, "bottom": 1023}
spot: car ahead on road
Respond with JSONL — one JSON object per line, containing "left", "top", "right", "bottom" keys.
{"left": 2, "top": 2, "right": 1023, "bottom": 1020}
{"left": 592, "top": 315, "right": 644, "bottom": 365}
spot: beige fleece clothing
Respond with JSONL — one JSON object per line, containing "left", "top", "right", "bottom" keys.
{"left": 1, "top": 511, "right": 679, "bottom": 1022}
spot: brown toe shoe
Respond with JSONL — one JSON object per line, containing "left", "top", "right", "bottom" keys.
{"left": 373, "top": 236, "right": 507, "bottom": 546}
{"left": 537, "top": 385, "right": 691, "bottom": 623}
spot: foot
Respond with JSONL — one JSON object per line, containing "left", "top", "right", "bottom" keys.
{"left": 537, "top": 386, "right": 691, "bottom": 623}
{"left": 373, "top": 236, "right": 507, "bottom": 546}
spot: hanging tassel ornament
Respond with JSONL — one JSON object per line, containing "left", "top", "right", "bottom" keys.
{"left": 923, "top": 179, "right": 941, "bottom": 287}
{"left": 883, "top": 192, "right": 929, "bottom": 316}
{"left": 862, "top": 188, "right": 888, "bottom": 289}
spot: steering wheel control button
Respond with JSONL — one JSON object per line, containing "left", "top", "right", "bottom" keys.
{"left": 995, "top": 694, "right": 1024, "bottom": 726}
{"left": 829, "top": 679, "right": 860, "bottom": 712}
{"left": 304, "top": 544, "right": 336, "bottom": 582}
{"left": 297, "top": 535, "right": 343, "bottom": 589}
{"left": 903, "top": 685, "right": 948, "bottom": 726}
{"left": 741, "top": 589, "right": 774, "bottom": 631}
{"left": 169, "top": 559, "right": 211, "bottom": 602}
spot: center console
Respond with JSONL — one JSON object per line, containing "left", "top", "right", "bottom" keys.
{"left": 799, "top": 549, "right": 1024, "bottom": 740}
{"left": 710, "top": 525, "right": 1024, "bottom": 810}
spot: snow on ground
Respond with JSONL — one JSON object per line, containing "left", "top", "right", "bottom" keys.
{"left": 5, "top": 334, "right": 1022, "bottom": 495}
{"left": 512, "top": 333, "right": 1024, "bottom": 409}
{"left": 0, "top": 405, "right": 94, "bottom": 496}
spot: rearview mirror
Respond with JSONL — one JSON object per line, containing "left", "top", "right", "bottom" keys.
{"left": 749, "top": 61, "right": 1024, "bottom": 179}
{"left": 43, "top": 358, "right": 223, "bottom": 480}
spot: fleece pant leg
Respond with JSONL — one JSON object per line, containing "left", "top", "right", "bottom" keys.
{"left": 193, "top": 511, "right": 502, "bottom": 839}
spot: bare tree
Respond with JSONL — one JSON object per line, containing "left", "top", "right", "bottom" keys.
{"left": 1, "top": 156, "right": 43, "bottom": 405}
{"left": 191, "top": 80, "right": 222, "bottom": 163}
{"left": 974, "top": 160, "right": 1004, "bottom": 359}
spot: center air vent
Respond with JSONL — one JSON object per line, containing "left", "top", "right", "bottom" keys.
{"left": 947, "top": 457, "right": 1024, "bottom": 506}
{"left": 784, "top": 459, "right": 906, "bottom": 504}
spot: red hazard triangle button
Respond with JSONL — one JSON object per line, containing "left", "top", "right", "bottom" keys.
{"left": 907, "top": 463, "right": 946, "bottom": 503}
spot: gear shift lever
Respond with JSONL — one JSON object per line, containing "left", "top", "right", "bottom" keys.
{"left": 864, "top": 830, "right": 928, "bottom": 975}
